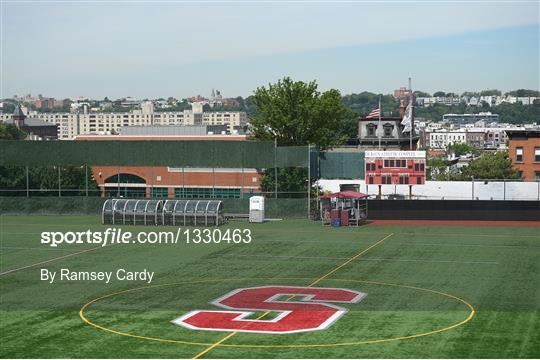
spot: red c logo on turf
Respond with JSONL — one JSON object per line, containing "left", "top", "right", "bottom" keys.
{"left": 172, "top": 286, "right": 366, "bottom": 334}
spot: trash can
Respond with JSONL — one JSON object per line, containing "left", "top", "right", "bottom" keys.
{"left": 331, "top": 218, "right": 341, "bottom": 227}
{"left": 340, "top": 209, "right": 349, "bottom": 226}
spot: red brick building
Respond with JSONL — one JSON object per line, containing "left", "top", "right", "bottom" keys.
{"left": 75, "top": 134, "right": 262, "bottom": 198}
{"left": 506, "top": 130, "right": 540, "bottom": 181}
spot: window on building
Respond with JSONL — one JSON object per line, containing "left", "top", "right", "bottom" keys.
{"left": 384, "top": 159, "right": 389, "bottom": 167}
{"left": 417, "top": 176, "right": 422, "bottom": 184}
{"left": 366, "top": 124, "right": 376, "bottom": 137}
{"left": 151, "top": 187, "right": 168, "bottom": 198}
{"left": 382, "top": 175, "right": 391, "bottom": 184}
{"left": 174, "top": 187, "right": 240, "bottom": 199}
{"left": 383, "top": 124, "right": 393, "bottom": 137}
{"left": 516, "top": 147, "right": 523, "bottom": 162}
{"left": 535, "top": 172, "right": 540, "bottom": 180}
{"left": 389, "top": 159, "right": 395, "bottom": 167}
{"left": 399, "top": 176, "right": 409, "bottom": 184}
{"left": 369, "top": 176, "right": 374, "bottom": 184}
{"left": 535, "top": 148, "right": 540, "bottom": 162}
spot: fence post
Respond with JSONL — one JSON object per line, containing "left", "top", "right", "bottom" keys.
{"left": 274, "top": 138, "right": 278, "bottom": 199}
{"left": 58, "top": 166, "right": 61, "bottom": 197}
{"left": 307, "top": 144, "right": 311, "bottom": 220}
{"left": 85, "top": 164, "right": 89, "bottom": 197}
{"left": 26, "top": 166, "right": 29, "bottom": 198}
{"left": 241, "top": 167, "right": 244, "bottom": 199}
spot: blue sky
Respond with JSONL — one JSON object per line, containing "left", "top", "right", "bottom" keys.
{"left": 1, "top": 1, "right": 539, "bottom": 99}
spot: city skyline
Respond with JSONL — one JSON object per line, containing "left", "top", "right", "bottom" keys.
{"left": 1, "top": 1, "right": 539, "bottom": 99}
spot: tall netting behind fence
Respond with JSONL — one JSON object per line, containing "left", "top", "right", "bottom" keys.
{"left": 275, "top": 146, "right": 309, "bottom": 167}
{"left": 319, "top": 151, "right": 365, "bottom": 180}
{"left": 0, "top": 140, "right": 282, "bottom": 168}
{"left": 0, "top": 140, "right": 311, "bottom": 217}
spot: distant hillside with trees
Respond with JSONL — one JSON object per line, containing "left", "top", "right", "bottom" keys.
{"left": 239, "top": 90, "right": 539, "bottom": 126}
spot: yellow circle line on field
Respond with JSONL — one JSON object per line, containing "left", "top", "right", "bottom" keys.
{"left": 79, "top": 277, "right": 475, "bottom": 348}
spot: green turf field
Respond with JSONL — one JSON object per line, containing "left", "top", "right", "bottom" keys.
{"left": 1, "top": 215, "right": 538, "bottom": 358}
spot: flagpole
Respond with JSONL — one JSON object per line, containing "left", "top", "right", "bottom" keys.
{"left": 409, "top": 78, "right": 413, "bottom": 150}
{"left": 378, "top": 95, "right": 381, "bottom": 150}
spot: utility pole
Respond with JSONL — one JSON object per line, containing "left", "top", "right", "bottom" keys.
{"left": 26, "top": 166, "right": 29, "bottom": 198}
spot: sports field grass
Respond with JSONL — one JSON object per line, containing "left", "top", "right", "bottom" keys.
{"left": 0, "top": 215, "right": 538, "bottom": 358}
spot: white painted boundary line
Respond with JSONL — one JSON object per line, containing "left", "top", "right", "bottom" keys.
{"left": 0, "top": 246, "right": 77, "bottom": 251}
{"left": 222, "top": 253, "right": 499, "bottom": 265}
{"left": 399, "top": 242, "right": 540, "bottom": 249}
{"left": 0, "top": 245, "right": 106, "bottom": 276}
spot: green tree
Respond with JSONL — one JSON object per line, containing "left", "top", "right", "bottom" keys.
{"left": 447, "top": 143, "right": 480, "bottom": 157}
{"left": 250, "top": 77, "right": 350, "bottom": 149}
{"left": 0, "top": 165, "right": 99, "bottom": 196}
{"left": 341, "top": 92, "right": 399, "bottom": 117}
{"left": 480, "top": 89, "right": 502, "bottom": 96}
{"left": 414, "top": 91, "right": 431, "bottom": 97}
{"left": 426, "top": 156, "right": 451, "bottom": 180}
{"left": 433, "top": 91, "right": 446, "bottom": 97}
{"left": 0, "top": 123, "right": 26, "bottom": 140}
{"left": 454, "top": 152, "right": 521, "bottom": 180}
{"left": 505, "top": 89, "right": 540, "bottom": 97}
{"left": 252, "top": 77, "right": 351, "bottom": 200}
{"left": 260, "top": 167, "right": 308, "bottom": 198}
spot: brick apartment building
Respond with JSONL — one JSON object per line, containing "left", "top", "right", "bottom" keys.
{"left": 506, "top": 130, "right": 540, "bottom": 181}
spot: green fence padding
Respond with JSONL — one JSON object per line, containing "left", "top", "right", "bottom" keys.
{"left": 319, "top": 152, "right": 365, "bottom": 180}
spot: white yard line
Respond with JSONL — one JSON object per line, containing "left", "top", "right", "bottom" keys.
{"left": 0, "top": 245, "right": 107, "bottom": 276}
{"left": 224, "top": 253, "right": 498, "bottom": 265}
{"left": 0, "top": 246, "right": 77, "bottom": 251}
{"left": 361, "top": 257, "right": 499, "bottom": 265}
{"left": 399, "top": 242, "right": 540, "bottom": 249}
{"left": 229, "top": 253, "right": 350, "bottom": 261}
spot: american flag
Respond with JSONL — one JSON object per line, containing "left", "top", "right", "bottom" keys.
{"left": 366, "top": 108, "right": 380, "bottom": 119}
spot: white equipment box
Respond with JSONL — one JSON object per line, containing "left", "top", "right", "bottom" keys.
{"left": 249, "top": 196, "right": 265, "bottom": 223}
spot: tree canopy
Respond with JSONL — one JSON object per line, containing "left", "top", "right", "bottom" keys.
{"left": 447, "top": 143, "right": 480, "bottom": 157}
{"left": 0, "top": 123, "right": 26, "bottom": 140}
{"left": 453, "top": 152, "right": 521, "bottom": 180}
{"left": 250, "top": 77, "right": 351, "bottom": 149}
{"left": 480, "top": 89, "right": 502, "bottom": 96}
{"left": 505, "top": 89, "right": 540, "bottom": 97}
